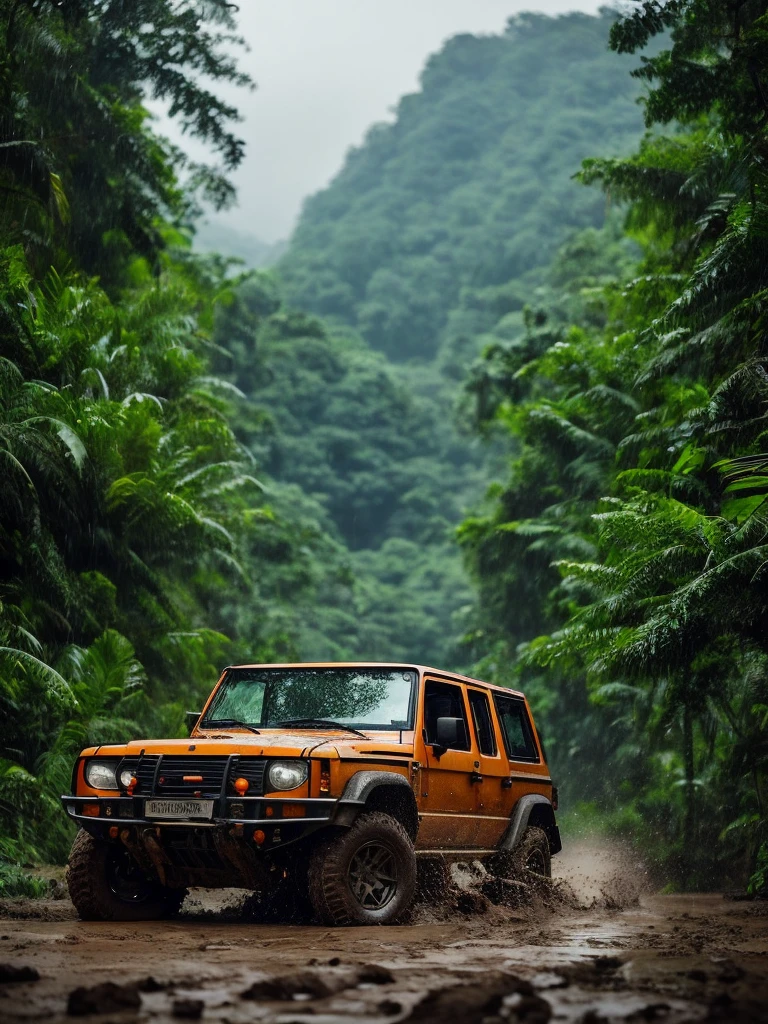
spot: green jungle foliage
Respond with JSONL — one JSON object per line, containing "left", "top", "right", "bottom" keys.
{"left": 2, "top": 0, "right": 766, "bottom": 897}
{"left": 0, "top": 0, "right": 325, "bottom": 866}
{"left": 459, "top": 0, "right": 768, "bottom": 890}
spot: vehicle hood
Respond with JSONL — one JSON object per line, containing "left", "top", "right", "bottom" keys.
{"left": 82, "top": 729, "right": 413, "bottom": 760}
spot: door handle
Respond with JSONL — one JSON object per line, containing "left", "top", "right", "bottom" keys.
{"left": 501, "top": 778, "right": 513, "bottom": 789}
{"left": 469, "top": 771, "right": 483, "bottom": 784}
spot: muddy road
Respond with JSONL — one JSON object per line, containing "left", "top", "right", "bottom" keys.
{"left": 1, "top": 843, "right": 767, "bottom": 1023}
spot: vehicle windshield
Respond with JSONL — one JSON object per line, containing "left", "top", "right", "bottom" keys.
{"left": 202, "top": 667, "right": 417, "bottom": 731}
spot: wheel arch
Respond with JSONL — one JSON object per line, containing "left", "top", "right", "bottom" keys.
{"left": 334, "top": 770, "right": 419, "bottom": 841}
{"left": 501, "top": 794, "right": 562, "bottom": 855}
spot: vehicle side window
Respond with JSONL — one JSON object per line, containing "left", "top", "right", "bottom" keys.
{"left": 423, "top": 680, "right": 470, "bottom": 751}
{"left": 493, "top": 695, "right": 539, "bottom": 762}
{"left": 468, "top": 690, "right": 497, "bottom": 756}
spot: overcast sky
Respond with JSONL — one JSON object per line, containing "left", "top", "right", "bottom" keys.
{"left": 162, "top": 1, "right": 603, "bottom": 243}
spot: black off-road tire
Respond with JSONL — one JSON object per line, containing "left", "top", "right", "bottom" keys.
{"left": 307, "top": 811, "right": 416, "bottom": 925}
{"left": 67, "top": 829, "right": 186, "bottom": 921}
{"left": 510, "top": 826, "right": 551, "bottom": 878}
{"left": 486, "top": 825, "right": 552, "bottom": 881}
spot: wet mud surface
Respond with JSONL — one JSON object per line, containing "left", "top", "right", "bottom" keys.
{"left": 0, "top": 843, "right": 766, "bottom": 1022}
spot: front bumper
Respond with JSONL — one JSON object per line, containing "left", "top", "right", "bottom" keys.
{"left": 61, "top": 794, "right": 337, "bottom": 850}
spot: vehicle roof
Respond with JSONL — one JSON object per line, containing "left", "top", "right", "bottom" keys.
{"left": 226, "top": 662, "right": 525, "bottom": 699}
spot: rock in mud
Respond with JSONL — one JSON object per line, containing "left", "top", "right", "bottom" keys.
{"left": 356, "top": 964, "right": 395, "bottom": 985}
{"left": 405, "top": 974, "right": 550, "bottom": 1024}
{"left": 137, "top": 976, "right": 167, "bottom": 992}
{"left": 704, "top": 992, "right": 768, "bottom": 1023}
{"left": 625, "top": 1004, "right": 670, "bottom": 1021}
{"left": 67, "top": 981, "right": 141, "bottom": 1015}
{"left": 241, "top": 970, "right": 334, "bottom": 1001}
{"left": 172, "top": 997, "right": 204, "bottom": 1019}
{"left": 561, "top": 956, "right": 627, "bottom": 990}
{"left": 684, "top": 968, "right": 708, "bottom": 983}
{"left": 715, "top": 959, "right": 745, "bottom": 983}
{"left": 0, "top": 963, "right": 39, "bottom": 983}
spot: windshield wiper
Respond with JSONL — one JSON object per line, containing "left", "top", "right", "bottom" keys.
{"left": 203, "top": 719, "right": 261, "bottom": 734}
{"left": 274, "top": 718, "right": 368, "bottom": 739}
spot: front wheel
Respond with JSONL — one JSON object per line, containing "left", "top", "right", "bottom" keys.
{"left": 308, "top": 811, "right": 416, "bottom": 925}
{"left": 67, "top": 829, "right": 185, "bottom": 921}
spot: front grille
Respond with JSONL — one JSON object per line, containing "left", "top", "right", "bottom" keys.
{"left": 118, "top": 755, "right": 268, "bottom": 798}
{"left": 234, "top": 758, "right": 267, "bottom": 792}
{"left": 156, "top": 756, "right": 227, "bottom": 797}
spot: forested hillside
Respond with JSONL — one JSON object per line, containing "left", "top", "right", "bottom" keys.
{"left": 237, "top": 11, "right": 648, "bottom": 669}
{"left": 278, "top": 12, "right": 644, "bottom": 364}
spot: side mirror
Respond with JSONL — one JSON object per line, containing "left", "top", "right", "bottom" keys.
{"left": 435, "top": 716, "right": 461, "bottom": 750}
{"left": 185, "top": 711, "right": 201, "bottom": 735}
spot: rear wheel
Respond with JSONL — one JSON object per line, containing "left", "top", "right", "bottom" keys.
{"left": 511, "top": 826, "right": 551, "bottom": 878}
{"left": 485, "top": 825, "right": 552, "bottom": 881}
{"left": 67, "top": 829, "right": 186, "bottom": 921}
{"left": 308, "top": 811, "right": 416, "bottom": 925}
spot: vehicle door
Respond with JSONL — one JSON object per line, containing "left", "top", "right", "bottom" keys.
{"left": 492, "top": 692, "right": 544, "bottom": 821}
{"left": 466, "top": 687, "right": 510, "bottom": 848}
{"left": 416, "top": 678, "right": 481, "bottom": 849}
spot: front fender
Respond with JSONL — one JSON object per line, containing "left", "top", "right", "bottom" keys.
{"left": 337, "top": 770, "right": 412, "bottom": 806}
{"left": 332, "top": 770, "right": 418, "bottom": 838}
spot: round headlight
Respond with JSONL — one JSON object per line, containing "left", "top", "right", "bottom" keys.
{"left": 267, "top": 761, "right": 308, "bottom": 791}
{"left": 85, "top": 761, "right": 118, "bottom": 791}
{"left": 119, "top": 768, "right": 135, "bottom": 789}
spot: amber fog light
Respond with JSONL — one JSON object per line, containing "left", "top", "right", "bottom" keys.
{"left": 234, "top": 777, "right": 249, "bottom": 795}
{"left": 82, "top": 804, "right": 100, "bottom": 817}
{"left": 253, "top": 830, "right": 265, "bottom": 845}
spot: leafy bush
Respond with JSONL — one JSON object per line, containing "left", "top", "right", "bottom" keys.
{"left": 0, "top": 864, "right": 50, "bottom": 900}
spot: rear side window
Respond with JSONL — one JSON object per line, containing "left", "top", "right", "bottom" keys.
{"left": 494, "top": 695, "right": 539, "bottom": 762}
{"left": 468, "top": 690, "right": 497, "bottom": 756}
{"left": 423, "top": 680, "right": 470, "bottom": 751}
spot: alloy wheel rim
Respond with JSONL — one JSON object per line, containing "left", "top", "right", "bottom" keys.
{"left": 347, "top": 841, "right": 398, "bottom": 910}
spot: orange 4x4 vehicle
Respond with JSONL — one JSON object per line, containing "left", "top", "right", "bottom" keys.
{"left": 63, "top": 663, "right": 560, "bottom": 925}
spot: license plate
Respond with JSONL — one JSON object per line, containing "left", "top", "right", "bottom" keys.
{"left": 145, "top": 799, "right": 214, "bottom": 820}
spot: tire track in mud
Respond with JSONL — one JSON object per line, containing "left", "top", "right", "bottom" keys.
{"left": 0, "top": 841, "right": 766, "bottom": 1023}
